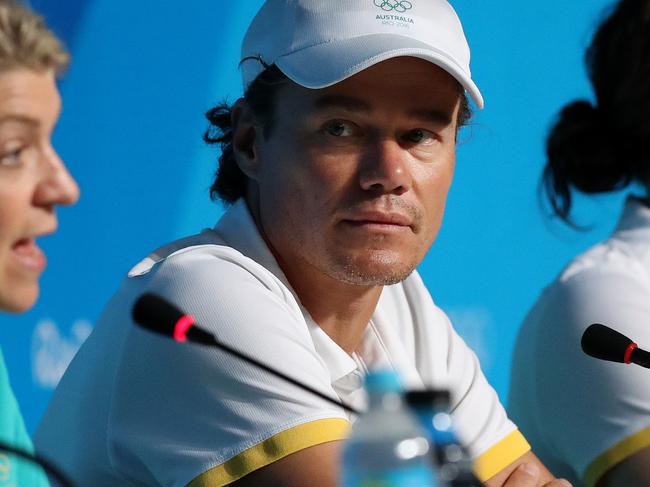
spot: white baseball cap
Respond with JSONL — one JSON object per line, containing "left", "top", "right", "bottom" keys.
{"left": 240, "top": 0, "right": 483, "bottom": 109}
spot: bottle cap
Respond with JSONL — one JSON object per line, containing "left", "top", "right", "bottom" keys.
{"left": 364, "top": 369, "right": 403, "bottom": 393}
{"left": 405, "top": 389, "right": 451, "bottom": 409}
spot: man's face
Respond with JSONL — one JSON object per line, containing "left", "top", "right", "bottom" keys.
{"left": 0, "top": 68, "right": 79, "bottom": 312}
{"left": 249, "top": 57, "right": 460, "bottom": 287}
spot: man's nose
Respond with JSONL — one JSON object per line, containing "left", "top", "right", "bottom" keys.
{"left": 358, "top": 139, "right": 412, "bottom": 195}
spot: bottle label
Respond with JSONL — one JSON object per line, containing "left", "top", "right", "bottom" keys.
{"left": 343, "top": 465, "right": 436, "bottom": 487}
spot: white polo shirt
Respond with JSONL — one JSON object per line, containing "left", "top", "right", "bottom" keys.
{"left": 509, "top": 196, "right": 650, "bottom": 487}
{"left": 35, "top": 199, "right": 528, "bottom": 487}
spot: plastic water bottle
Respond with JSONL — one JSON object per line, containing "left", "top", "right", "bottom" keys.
{"left": 341, "top": 370, "right": 438, "bottom": 487}
{"left": 406, "top": 390, "right": 482, "bottom": 487}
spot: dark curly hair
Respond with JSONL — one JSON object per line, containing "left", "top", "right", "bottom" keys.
{"left": 204, "top": 63, "right": 473, "bottom": 204}
{"left": 543, "top": 0, "right": 650, "bottom": 223}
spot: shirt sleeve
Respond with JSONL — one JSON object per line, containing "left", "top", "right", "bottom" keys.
{"left": 107, "top": 247, "right": 350, "bottom": 487}
{"left": 519, "top": 268, "right": 650, "bottom": 487}
{"left": 402, "top": 274, "right": 530, "bottom": 482}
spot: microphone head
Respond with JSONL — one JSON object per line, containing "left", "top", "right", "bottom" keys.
{"left": 132, "top": 293, "right": 185, "bottom": 338}
{"left": 581, "top": 323, "right": 635, "bottom": 364}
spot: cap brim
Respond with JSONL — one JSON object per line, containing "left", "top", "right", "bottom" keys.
{"left": 275, "top": 33, "right": 484, "bottom": 109}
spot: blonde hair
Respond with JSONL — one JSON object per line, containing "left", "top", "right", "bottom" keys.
{"left": 0, "top": 0, "right": 69, "bottom": 73}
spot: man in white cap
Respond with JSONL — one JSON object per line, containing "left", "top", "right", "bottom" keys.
{"left": 35, "top": 1, "right": 569, "bottom": 486}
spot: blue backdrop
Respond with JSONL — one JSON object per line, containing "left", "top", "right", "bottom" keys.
{"left": 1, "top": 0, "right": 622, "bottom": 433}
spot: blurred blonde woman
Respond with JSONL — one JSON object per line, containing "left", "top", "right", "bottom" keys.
{"left": 0, "top": 0, "right": 78, "bottom": 485}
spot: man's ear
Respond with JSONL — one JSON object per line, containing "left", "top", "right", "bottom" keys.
{"left": 231, "top": 98, "right": 261, "bottom": 180}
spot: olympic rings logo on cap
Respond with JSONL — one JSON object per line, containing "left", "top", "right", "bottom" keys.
{"left": 373, "top": 0, "right": 413, "bottom": 13}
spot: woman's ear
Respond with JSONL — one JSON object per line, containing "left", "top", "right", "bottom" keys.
{"left": 231, "top": 98, "right": 260, "bottom": 180}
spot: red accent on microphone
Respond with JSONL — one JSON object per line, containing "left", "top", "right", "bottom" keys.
{"left": 624, "top": 342, "right": 638, "bottom": 364}
{"left": 173, "top": 314, "right": 195, "bottom": 342}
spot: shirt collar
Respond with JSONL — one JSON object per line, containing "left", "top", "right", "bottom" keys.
{"left": 213, "top": 199, "right": 292, "bottom": 291}
{"left": 306, "top": 316, "right": 359, "bottom": 385}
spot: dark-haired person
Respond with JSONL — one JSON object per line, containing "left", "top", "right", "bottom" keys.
{"left": 35, "top": 1, "right": 568, "bottom": 486}
{"left": 508, "top": 1, "right": 650, "bottom": 486}
{"left": 0, "top": 0, "right": 79, "bottom": 485}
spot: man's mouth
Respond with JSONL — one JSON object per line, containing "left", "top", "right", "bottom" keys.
{"left": 343, "top": 210, "right": 414, "bottom": 230}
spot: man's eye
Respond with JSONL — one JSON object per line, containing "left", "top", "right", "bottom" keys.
{"left": 324, "top": 121, "right": 355, "bottom": 137}
{"left": 404, "top": 129, "right": 435, "bottom": 144}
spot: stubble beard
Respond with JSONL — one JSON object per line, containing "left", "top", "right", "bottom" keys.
{"left": 324, "top": 251, "right": 418, "bottom": 287}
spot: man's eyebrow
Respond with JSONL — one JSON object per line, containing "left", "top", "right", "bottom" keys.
{"left": 311, "top": 95, "right": 454, "bottom": 126}
{"left": 311, "top": 95, "right": 372, "bottom": 113}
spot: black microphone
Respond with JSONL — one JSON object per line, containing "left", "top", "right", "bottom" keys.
{"left": 132, "top": 293, "right": 360, "bottom": 415}
{"left": 581, "top": 323, "right": 650, "bottom": 368}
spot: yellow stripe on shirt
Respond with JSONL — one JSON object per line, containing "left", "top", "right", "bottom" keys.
{"left": 474, "top": 429, "right": 531, "bottom": 482}
{"left": 186, "top": 417, "right": 350, "bottom": 487}
{"left": 584, "top": 426, "right": 650, "bottom": 487}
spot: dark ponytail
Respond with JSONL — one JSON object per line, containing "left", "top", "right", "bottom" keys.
{"left": 543, "top": 0, "right": 650, "bottom": 223}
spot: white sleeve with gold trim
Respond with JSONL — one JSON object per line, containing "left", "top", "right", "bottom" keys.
{"left": 108, "top": 246, "right": 349, "bottom": 487}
